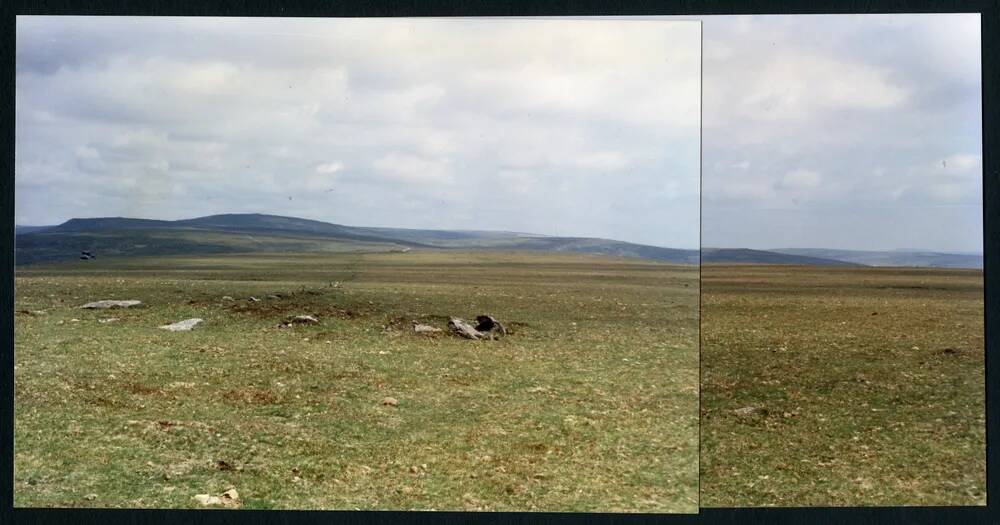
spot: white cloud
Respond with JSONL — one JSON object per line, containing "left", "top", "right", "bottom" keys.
{"left": 315, "top": 162, "right": 343, "bottom": 174}
{"left": 701, "top": 14, "right": 982, "bottom": 251}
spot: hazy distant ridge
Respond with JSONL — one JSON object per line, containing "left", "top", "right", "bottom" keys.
{"left": 703, "top": 247, "right": 981, "bottom": 269}
{"left": 770, "top": 248, "right": 982, "bottom": 269}
{"left": 15, "top": 213, "right": 698, "bottom": 265}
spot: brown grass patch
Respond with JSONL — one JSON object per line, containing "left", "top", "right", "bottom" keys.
{"left": 221, "top": 388, "right": 281, "bottom": 405}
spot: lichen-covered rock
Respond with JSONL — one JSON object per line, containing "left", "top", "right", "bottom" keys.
{"left": 79, "top": 300, "right": 141, "bottom": 309}
{"left": 448, "top": 317, "right": 483, "bottom": 339}
{"left": 159, "top": 318, "right": 203, "bottom": 331}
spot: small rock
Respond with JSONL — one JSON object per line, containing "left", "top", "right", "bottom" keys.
{"left": 448, "top": 317, "right": 483, "bottom": 340}
{"left": 83, "top": 493, "right": 97, "bottom": 501}
{"left": 159, "top": 318, "right": 203, "bottom": 331}
{"left": 289, "top": 315, "right": 319, "bottom": 324}
{"left": 267, "top": 294, "right": 281, "bottom": 300}
{"left": 248, "top": 296, "right": 260, "bottom": 302}
{"left": 475, "top": 315, "right": 507, "bottom": 336}
{"left": 70, "top": 318, "right": 80, "bottom": 323}
{"left": 79, "top": 300, "right": 142, "bottom": 309}
{"left": 98, "top": 317, "right": 120, "bottom": 324}
{"left": 221, "top": 296, "right": 235, "bottom": 301}
{"left": 381, "top": 396, "right": 399, "bottom": 407}
{"left": 193, "top": 494, "right": 222, "bottom": 506}
{"left": 733, "top": 406, "right": 760, "bottom": 417}
{"left": 220, "top": 488, "right": 240, "bottom": 507}
{"left": 413, "top": 323, "right": 443, "bottom": 334}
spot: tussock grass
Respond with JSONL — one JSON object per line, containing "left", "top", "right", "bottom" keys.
{"left": 15, "top": 250, "right": 698, "bottom": 512}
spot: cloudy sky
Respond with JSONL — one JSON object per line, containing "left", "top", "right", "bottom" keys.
{"left": 15, "top": 16, "right": 702, "bottom": 249}
{"left": 701, "top": 14, "right": 982, "bottom": 252}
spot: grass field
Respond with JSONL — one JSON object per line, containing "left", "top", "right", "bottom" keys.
{"left": 14, "top": 250, "right": 698, "bottom": 512}
{"left": 700, "top": 264, "right": 985, "bottom": 507}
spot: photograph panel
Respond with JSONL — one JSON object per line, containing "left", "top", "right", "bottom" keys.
{"left": 14, "top": 16, "right": 701, "bottom": 512}
{"left": 700, "top": 14, "right": 984, "bottom": 507}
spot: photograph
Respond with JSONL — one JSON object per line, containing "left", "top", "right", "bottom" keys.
{"left": 13, "top": 16, "right": 702, "bottom": 512}
{"left": 699, "top": 14, "right": 984, "bottom": 506}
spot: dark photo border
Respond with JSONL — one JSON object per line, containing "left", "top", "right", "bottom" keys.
{"left": 1, "top": 1, "right": 996, "bottom": 524}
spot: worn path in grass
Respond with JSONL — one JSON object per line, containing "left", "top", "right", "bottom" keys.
{"left": 15, "top": 250, "right": 698, "bottom": 512}
{"left": 701, "top": 264, "right": 985, "bottom": 506}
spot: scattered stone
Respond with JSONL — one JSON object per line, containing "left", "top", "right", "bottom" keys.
{"left": 475, "top": 315, "right": 507, "bottom": 336}
{"left": 267, "top": 294, "right": 281, "bottom": 300}
{"left": 381, "top": 396, "right": 399, "bottom": 407}
{"left": 79, "top": 300, "right": 141, "bottom": 309}
{"left": 193, "top": 487, "right": 240, "bottom": 508}
{"left": 221, "top": 296, "right": 235, "bottom": 301}
{"left": 448, "top": 317, "right": 484, "bottom": 340}
{"left": 159, "top": 318, "right": 203, "bottom": 331}
{"left": 83, "top": 493, "right": 97, "bottom": 501}
{"left": 248, "top": 296, "right": 260, "bottom": 302}
{"left": 70, "top": 318, "right": 80, "bottom": 323}
{"left": 193, "top": 494, "right": 222, "bottom": 506}
{"left": 278, "top": 315, "right": 319, "bottom": 328}
{"left": 733, "top": 406, "right": 760, "bottom": 417}
{"left": 413, "top": 322, "right": 442, "bottom": 334}
{"left": 220, "top": 488, "right": 240, "bottom": 507}
{"left": 98, "top": 317, "right": 120, "bottom": 324}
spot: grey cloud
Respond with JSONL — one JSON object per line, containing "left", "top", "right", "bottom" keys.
{"left": 701, "top": 14, "right": 982, "bottom": 252}
{"left": 15, "top": 16, "right": 701, "bottom": 248}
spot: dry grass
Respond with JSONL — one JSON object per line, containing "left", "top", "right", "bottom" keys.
{"left": 14, "top": 250, "right": 698, "bottom": 512}
{"left": 700, "top": 264, "right": 985, "bottom": 507}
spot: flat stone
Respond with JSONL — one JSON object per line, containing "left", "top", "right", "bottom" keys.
{"left": 193, "top": 494, "right": 222, "bottom": 506}
{"left": 79, "top": 300, "right": 141, "bottom": 309}
{"left": 159, "top": 318, "right": 203, "bottom": 331}
{"left": 413, "top": 323, "right": 442, "bottom": 334}
{"left": 448, "top": 317, "right": 483, "bottom": 340}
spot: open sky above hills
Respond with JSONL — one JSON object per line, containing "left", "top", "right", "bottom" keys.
{"left": 15, "top": 16, "right": 701, "bottom": 249}
{"left": 699, "top": 14, "right": 982, "bottom": 253}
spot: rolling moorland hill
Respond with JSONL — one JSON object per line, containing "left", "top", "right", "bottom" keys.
{"left": 14, "top": 213, "right": 700, "bottom": 265}
{"left": 701, "top": 248, "right": 864, "bottom": 267}
{"left": 702, "top": 247, "right": 982, "bottom": 269}
{"left": 769, "top": 248, "right": 983, "bottom": 269}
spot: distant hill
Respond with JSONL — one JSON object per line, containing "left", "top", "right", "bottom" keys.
{"left": 15, "top": 213, "right": 698, "bottom": 265}
{"left": 770, "top": 248, "right": 983, "bottom": 269}
{"left": 15, "top": 225, "right": 55, "bottom": 235}
{"left": 703, "top": 247, "right": 982, "bottom": 269}
{"left": 701, "top": 248, "right": 864, "bottom": 266}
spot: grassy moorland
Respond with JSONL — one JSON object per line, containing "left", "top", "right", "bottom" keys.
{"left": 14, "top": 250, "right": 698, "bottom": 512}
{"left": 701, "top": 264, "right": 985, "bottom": 507}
